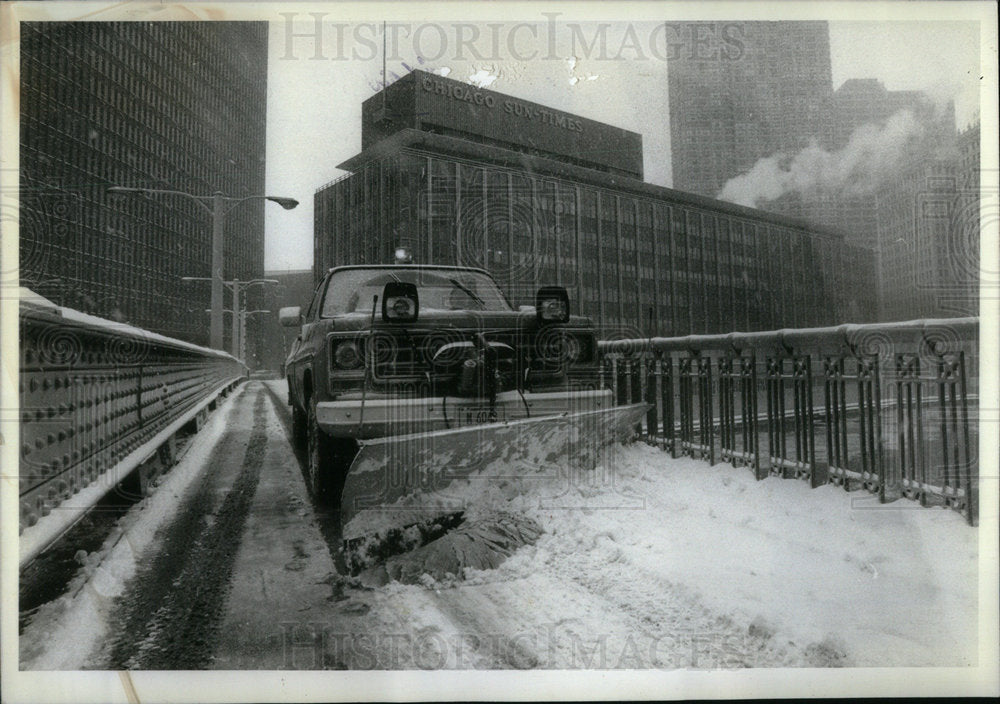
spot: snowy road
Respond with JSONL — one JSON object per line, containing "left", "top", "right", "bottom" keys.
{"left": 19, "top": 380, "right": 980, "bottom": 670}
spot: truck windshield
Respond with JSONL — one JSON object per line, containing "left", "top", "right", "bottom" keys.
{"left": 321, "top": 268, "right": 512, "bottom": 317}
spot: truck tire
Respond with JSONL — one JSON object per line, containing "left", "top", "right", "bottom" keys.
{"left": 291, "top": 403, "right": 307, "bottom": 449}
{"left": 307, "top": 400, "right": 335, "bottom": 501}
{"left": 306, "top": 400, "right": 357, "bottom": 503}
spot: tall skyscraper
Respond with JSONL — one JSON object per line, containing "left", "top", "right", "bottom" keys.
{"left": 763, "top": 79, "right": 954, "bottom": 237}
{"left": 668, "top": 25, "right": 956, "bottom": 248}
{"left": 829, "top": 78, "right": 953, "bottom": 149}
{"left": 761, "top": 79, "right": 963, "bottom": 322}
{"left": 19, "top": 22, "right": 268, "bottom": 346}
{"left": 667, "top": 21, "right": 833, "bottom": 199}
{"left": 667, "top": 21, "right": 973, "bottom": 323}
{"left": 876, "top": 121, "right": 979, "bottom": 321}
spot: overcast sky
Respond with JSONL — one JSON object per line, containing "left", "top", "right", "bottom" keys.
{"left": 263, "top": 15, "right": 985, "bottom": 272}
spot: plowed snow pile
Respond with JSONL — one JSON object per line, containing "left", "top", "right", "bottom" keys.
{"left": 364, "top": 512, "right": 543, "bottom": 585}
{"left": 360, "top": 441, "right": 978, "bottom": 668}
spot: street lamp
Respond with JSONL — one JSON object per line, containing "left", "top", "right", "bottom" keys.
{"left": 184, "top": 276, "right": 278, "bottom": 358}
{"left": 238, "top": 309, "right": 271, "bottom": 364}
{"left": 203, "top": 308, "right": 270, "bottom": 363}
{"left": 107, "top": 186, "right": 298, "bottom": 350}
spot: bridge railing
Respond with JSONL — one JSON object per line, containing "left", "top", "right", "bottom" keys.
{"left": 599, "top": 318, "right": 979, "bottom": 525}
{"left": 18, "top": 291, "right": 246, "bottom": 558}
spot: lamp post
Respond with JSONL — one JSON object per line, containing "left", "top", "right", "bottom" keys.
{"left": 202, "top": 308, "right": 270, "bottom": 363}
{"left": 107, "top": 186, "right": 297, "bottom": 350}
{"left": 185, "top": 277, "right": 278, "bottom": 357}
{"left": 239, "top": 309, "right": 271, "bottom": 365}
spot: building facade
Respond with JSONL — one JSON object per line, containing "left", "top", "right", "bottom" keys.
{"left": 667, "top": 21, "right": 833, "bottom": 199}
{"left": 315, "top": 71, "right": 877, "bottom": 337}
{"left": 665, "top": 22, "right": 974, "bottom": 322}
{"left": 762, "top": 79, "right": 957, "bottom": 249}
{"left": 876, "top": 122, "right": 980, "bottom": 321}
{"left": 829, "top": 78, "right": 953, "bottom": 150}
{"left": 19, "top": 22, "right": 268, "bottom": 347}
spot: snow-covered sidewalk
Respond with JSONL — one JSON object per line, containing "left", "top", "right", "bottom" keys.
{"left": 507, "top": 442, "right": 980, "bottom": 667}
{"left": 329, "top": 441, "right": 980, "bottom": 669}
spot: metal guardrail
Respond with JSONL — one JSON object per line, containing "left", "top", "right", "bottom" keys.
{"left": 599, "top": 318, "right": 979, "bottom": 525}
{"left": 18, "top": 291, "right": 247, "bottom": 545}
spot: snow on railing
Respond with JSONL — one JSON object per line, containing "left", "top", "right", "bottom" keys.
{"left": 599, "top": 318, "right": 979, "bottom": 526}
{"left": 18, "top": 291, "right": 247, "bottom": 562}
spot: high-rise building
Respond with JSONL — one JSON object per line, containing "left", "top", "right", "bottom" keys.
{"left": 953, "top": 120, "right": 981, "bottom": 316}
{"left": 314, "top": 70, "right": 877, "bottom": 337}
{"left": 668, "top": 24, "right": 957, "bottom": 250}
{"left": 761, "top": 80, "right": 949, "bottom": 245}
{"left": 666, "top": 21, "right": 974, "bottom": 323}
{"left": 763, "top": 79, "right": 956, "bottom": 249}
{"left": 759, "top": 79, "right": 966, "bottom": 321}
{"left": 19, "top": 22, "right": 268, "bottom": 346}
{"left": 667, "top": 21, "right": 833, "bottom": 199}
{"left": 829, "top": 78, "right": 953, "bottom": 150}
{"left": 876, "top": 121, "right": 979, "bottom": 321}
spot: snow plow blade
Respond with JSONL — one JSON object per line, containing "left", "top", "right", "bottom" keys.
{"left": 340, "top": 402, "right": 650, "bottom": 571}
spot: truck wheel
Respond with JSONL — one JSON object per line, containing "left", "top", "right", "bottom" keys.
{"left": 307, "top": 400, "right": 335, "bottom": 501}
{"left": 291, "top": 403, "right": 307, "bottom": 449}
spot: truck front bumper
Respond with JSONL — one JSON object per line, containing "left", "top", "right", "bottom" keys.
{"left": 315, "top": 389, "right": 615, "bottom": 439}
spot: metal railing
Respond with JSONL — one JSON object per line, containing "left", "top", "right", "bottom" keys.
{"left": 18, "top": 292, "right": 247, "bottom": 541}
{"left": 599, "top": 318, "right": 979, "bottom": 525}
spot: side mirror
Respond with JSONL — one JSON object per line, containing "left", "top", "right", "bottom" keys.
{"left": 278, "top": 306, "right": 302, "bottom": 328}
{"left": 536, "top": 286, "right": 570, "bottom": 324}
{"left": 382, "top": 281, "right": 419, "bottom": 322}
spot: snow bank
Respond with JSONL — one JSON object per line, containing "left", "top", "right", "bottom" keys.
{"left": 383, "top": 441, "right": 978, "bottom": 667}
{"left": 556, "top": 444, "right": 975, "bottom": 666}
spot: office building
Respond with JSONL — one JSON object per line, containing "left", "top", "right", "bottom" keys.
{"left": 314, "top": 70, "right": 877, "bottom": 337}
{"left": 19, "top": 21, "right": 268, "bottom": 346}
{"left": 763, "top": 79, "right": 956, "bottom": 249}
{"left": 667, "top": 21, "right": 833, "bottom": 199}
{"left": 876, "top": 121, "right": 980, "bottom": 321}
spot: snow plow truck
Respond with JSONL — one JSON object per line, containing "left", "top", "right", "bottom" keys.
{"left": 281, "top": 252, "right": 649, "bottom": 572}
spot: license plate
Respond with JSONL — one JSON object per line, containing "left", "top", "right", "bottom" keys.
{"left": 458, "top": 405, "right": 506, "bottom": 426}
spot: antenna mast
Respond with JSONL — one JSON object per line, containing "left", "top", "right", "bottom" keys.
{"left": 382, "top": 20, "right": 387, "bottom": 113}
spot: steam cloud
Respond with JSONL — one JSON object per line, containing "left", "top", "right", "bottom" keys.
{"left": 717, "top": 110, "right": 927, "bottom": 208}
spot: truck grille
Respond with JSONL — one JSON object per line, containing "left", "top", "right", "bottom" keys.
{"left": 368, "top": 330, "right": 512, "bottom": 379}
{"left": 366, "top": 328, "right": 594, "bottom": 381}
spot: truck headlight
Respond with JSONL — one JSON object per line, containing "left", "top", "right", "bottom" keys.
{"left": 538, "top": 331, "right": 584, "bottom": 363}
{"left": 382, "top": 281, "right": 419, "bottom": 322}
{"left": 563, "top": 335, "right": 583, "bottom": 363}
{"left": 388, "top": 296, "right": 416, "bottom": 319}
{"left": 535, "top": 286, "right": 570, "bottom": 324}
{"left": 333, "top": 340, "right": 363, "bottom": 369}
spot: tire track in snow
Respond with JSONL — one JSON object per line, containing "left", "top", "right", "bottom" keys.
{"left": 365, "top": 531, "right": 805, "bottom": 669}
{"left": 261, "top": 381, "right": 347, "bottom": 574}
{"left": 542, "top": 532, "right": 823, "bottom": 668}
{"left": 100, "top": 388, "right": 268, "bottom": 669}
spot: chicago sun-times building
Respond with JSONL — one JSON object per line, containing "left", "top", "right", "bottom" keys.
{"left": 315, "top": 70, "right": 876, "bottom": 336}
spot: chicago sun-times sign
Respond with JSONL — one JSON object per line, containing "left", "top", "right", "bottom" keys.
{"left": 366, "top": 70, "right": 643, "bottom": 178}
{"left": 420, "top": 74, "right": 585, "bottom": 133}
